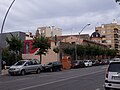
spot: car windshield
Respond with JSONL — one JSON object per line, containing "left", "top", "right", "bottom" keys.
{"left": 14, "top": 61, "right": 26, "bottom": 66}
{"left": 84, "top": 61, "right": 88, "bottom": 62}
{"left": 108, "top": 62, "right": 120, "bottom": 72}
{"left": 47, "top": 62, "right": 52, "bottom": 65}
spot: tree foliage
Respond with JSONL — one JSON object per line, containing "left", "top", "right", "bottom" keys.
{"left": 6, "top": 33, "right": 23, "bottom": 63}
{"left": 116, "top": 0, "right": 120, "bottom": 4}
{"left": 32, "top": 36, "right": 51, "bottom": 64}
{"left": 53, "top": 47, "right": 59, "bottom": 53}
{"left": 6, "top": 33, "right": 23, "bottom": 53}
{"left": 62, "top": 44, "right": 117, "bottom": 60}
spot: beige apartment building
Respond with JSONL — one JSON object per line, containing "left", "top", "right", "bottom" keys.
{"left": 36, "top": 26, "right": 62, "bottom": 37}
{"left": 95, "top": 21, "right": 120, "bottom": 55}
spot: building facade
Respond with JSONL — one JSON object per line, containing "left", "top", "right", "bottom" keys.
{"left": 0, "top": 31, "right": 26, "bottom": 49}
{"left": 22, "top": 39, "right": 59, "bottom": 65}
{"left": 95, "top": 22, "right": 120, "bottom": 55}
{"left": 36, "top": 26, "right": 62, "bottom": 37}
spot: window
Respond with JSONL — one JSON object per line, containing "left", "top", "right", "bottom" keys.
{"left": 102, "top": 30, "right": 105, "bottom": 34}
{"left": 106, "top": 35, "right": 112, "bottom": 38}
{"left": 26, "top": 42, "right": 30, "bottom": 54}
{"left": 114, "top": 28, "right": 118, "bottom": 33}
{"left": 106, "top": 30, "right": 112, "bottom": 33}
{"left": 106, "top": 40, "right": 111, "bottom": 43}
{"left": 14, "top": 61, "right": 26, "bottom": 66}
{"left": 108, "top": 63, "right": 120, "bottom": 72}
{"left": 102, "top": 40, "right": 106, "bottom": 43}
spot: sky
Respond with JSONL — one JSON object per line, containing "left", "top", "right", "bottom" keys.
{"left": 0, "top": 0, "right": 120, "bottom": 35}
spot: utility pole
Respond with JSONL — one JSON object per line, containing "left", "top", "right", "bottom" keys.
{"left": 0, "top": 0, "right": 16, "bottom": 74}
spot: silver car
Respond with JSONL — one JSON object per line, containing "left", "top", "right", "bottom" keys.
{"left": 104, "top": 61, "right": 120, "bottom": 90}
{"left": 8, "top": 59, "right": 43, "bottom": 76}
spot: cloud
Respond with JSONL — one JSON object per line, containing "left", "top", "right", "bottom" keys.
{"left": 0, "top": 0, "right": 120, "bottom": 35}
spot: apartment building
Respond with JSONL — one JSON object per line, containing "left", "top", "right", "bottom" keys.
{"left": 95, "top": 21, "right": 120, "bottom": 55}
{"left": 36, "top": 26, "right": 62, "bottom": 37}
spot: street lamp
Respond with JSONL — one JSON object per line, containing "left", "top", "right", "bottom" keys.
{"left": 79, "top": 24, "right": 90, "bottom": 35}
{"left": 79, "top": 24, "right": 90, "bottom": 43}
{"left": 75, "top": 24, "right": 90, "bottom": 60}
{"left": 0, "top": 0, "right": 16, "bottom": 74}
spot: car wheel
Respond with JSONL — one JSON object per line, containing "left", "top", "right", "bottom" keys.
{"left": 36, "top": 68, "right": 41, "bottom": 74}
{"left": 104, "top": 87, "right": 110, "bottom": 90}
{"left": 50, "top": 68, "right": 53, "bottom": 72}
{"left": 21, "top": 70, "right": 26, "bottom": 76}
{"left": 59, "top": 67, "right": 63, "bottom": 71}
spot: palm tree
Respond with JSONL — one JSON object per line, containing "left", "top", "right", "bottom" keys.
{"left": 6, "top": 33, "right": 23, "bottom": 62}
{"left": 32, "top": 36, "right": 51, "bottom": 64}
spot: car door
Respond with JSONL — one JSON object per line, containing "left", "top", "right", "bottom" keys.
{"left": 32, "top": 60, "right": 39, "bottom": 71}
{"left": 24, "top": 61, "right": 33, "bottom": 73}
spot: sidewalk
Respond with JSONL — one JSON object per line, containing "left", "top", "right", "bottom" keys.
{"left": 1, "top": 69, "right": 8, "bottom": 75}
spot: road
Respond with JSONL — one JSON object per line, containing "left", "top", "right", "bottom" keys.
{"left": 0, "top": 65, "right": 107, "bottom": 90}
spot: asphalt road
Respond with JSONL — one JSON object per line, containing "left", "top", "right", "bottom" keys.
{"left": 0, "top": 65, "right": 107, "bottom": 90}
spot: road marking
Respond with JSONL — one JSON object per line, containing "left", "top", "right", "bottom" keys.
{"left": 17, "top": 69, "right": 105, "bottom": 90}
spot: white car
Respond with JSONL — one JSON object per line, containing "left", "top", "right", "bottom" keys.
{"left": 104, "top": 61, "right": 120, "bottom": 90}
{"left": 83, "top": 60, "right": 92, "bottom": 67}
{"left": 109, "top": 58, "right": 120, "bottom": 63}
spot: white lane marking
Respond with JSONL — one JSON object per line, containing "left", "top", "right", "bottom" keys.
{"left": 18, "top": 69, "right": 105, "bottom": 90}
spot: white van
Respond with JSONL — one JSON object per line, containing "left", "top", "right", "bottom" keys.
{"left": 104, "top": 61, "right": 120, "bottom": 90}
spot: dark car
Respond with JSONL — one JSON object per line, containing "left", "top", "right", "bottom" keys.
{"left": 92, "top": 60, "right": 100, "bottom": 66}
{"left": 43, "top": 61, "right": 63, "bottom": 72}
{"left": 71, "top": 60, "right": 85, "bottom": 68}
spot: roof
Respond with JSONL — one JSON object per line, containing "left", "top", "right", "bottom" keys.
{"left": 91, "top": 32, "right": 100, "bottom": 38}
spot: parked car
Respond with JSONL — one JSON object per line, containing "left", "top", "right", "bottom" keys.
{"left": 8, "top": 59, "right": 43, "bottom": 76}
{"left": 92, "top": 60, "right": 100, "bottom": 66}
{"left": 43, "top": 61, "right": 63, "bottom": 72}
{"left": 71, "top": 60, "right": 85, "bottom": 68}
{"left": 104, "top": 61, "right": 120, "bottom": 90}
{"left": 83, "top": 60, "right": 92, "bottom": 67}
{"left": 102, "top": 59, "right": 109, "bottom": 65}
{"left": 109, "top": 58, "right": 120, "bottom": 63}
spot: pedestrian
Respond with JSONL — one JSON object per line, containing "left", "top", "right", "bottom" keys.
{"left": 2, "top": 60, "right": 6, "bottom": 70}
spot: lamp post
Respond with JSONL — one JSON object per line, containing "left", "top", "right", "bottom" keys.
{"left": 0, "top": 0, "right": 16, "bottom": 74}
{"left": 75, "top": 24, "right": 90, "bottom": 60}
{"left": 79, "top": 24, "right": 90, "bottom": 43}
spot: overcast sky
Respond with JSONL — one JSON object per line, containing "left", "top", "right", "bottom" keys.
{"left": 0, "top": 0, "right": 120, "bottom": 35}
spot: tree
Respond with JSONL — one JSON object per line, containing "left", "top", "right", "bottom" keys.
{"left": 32, "top": 36, "right": 51, "bottom": 64}
{"left": 53, "top": 47, "right": 59, "bottom": 61}
{"left": 116, "top": 0, "right": 120, "bottom": 4}
{"left": 77, "top": 45, "right": 85, "bottom": 59}
{"left": 116, "top": 0, "right": 120, "bottom": 2}
{"left": 6, "top": 33, "right": 23, "bottom": 62}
